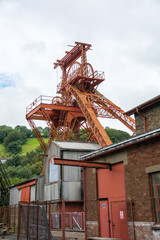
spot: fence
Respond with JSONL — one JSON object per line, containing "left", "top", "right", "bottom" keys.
{"left": 0, "top": 200, "right": 85, "bottom": 240}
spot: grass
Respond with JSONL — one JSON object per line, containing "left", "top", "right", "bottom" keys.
{"left": 22, "top": 138, "right": 48, "bottom": 155}
{"left": 0, "top": 144, "right": 8, "bottom": 157}
{"left": 0, "top": 138, "right": 48, "bottom": 157}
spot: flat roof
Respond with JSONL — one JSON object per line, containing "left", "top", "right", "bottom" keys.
{"left": 9, "top": 175, "right": 43, "bottom": 189}
{"left": 125, "top": 95, "right": 160, "bottom": 116}
{"left": 80, "top": 128, "right": 160, "bottom": 160}
{"left": 53, "top": 141, "right": 100, "bottom": 151}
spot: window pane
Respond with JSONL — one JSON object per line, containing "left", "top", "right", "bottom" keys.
{"left": 155, "top": 211, "right": 160, "bottom": 223}
{"left": 154, "top": 199, "right": 158, "bottom": 210}
{"left": 152, "top": 186, "right": 157, "bottom": 197}
{"left": 151, "top": 174, "right": 156, "bottom": 185}
{"left": 156, "top": 173, "right": 160, "bottom": 184}
{"left": 158, "top": 187, "right": 160, "bottom": 197}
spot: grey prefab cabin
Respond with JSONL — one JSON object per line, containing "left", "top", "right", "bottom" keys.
{"left": 44, "top": 141, "right": 100, "bottom": 201}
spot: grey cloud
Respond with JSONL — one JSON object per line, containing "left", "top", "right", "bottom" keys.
{"left": 0, "top": 0, "right": 160, "bottom": 128}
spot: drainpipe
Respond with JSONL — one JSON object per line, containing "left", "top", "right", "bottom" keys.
{"left": 136, "top": 108, "right": 146, "bottom": 133}
{"left": 83, "top": 167, "right": 87, "bottom": 240}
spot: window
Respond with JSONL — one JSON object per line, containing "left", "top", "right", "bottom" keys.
{"left": 49, "top": 156, "right": 58, "bottom": 182}
{"left": 151, "top": 172, "right": 160, "bottom": 223}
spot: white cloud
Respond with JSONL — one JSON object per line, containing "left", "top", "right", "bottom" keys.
{"left": 0, "top": 0, "right": 160, "bottom": 132}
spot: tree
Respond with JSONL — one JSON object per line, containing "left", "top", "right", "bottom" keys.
{"left": 7, "top": 141, "right": 22, "bottom": 154}
{"left": 30, "top": 161, "right": 43, "bottom": 176}
{"left": 10, "top": 177, "right": 25, "bottom": 185}
{"left": 43, "top": 127, "right": 50, "bottom": 137}
{"left": 4, "top": 154, "right": 21, "bottom": 167}
{"left": 14, "top": 125, "right": 32, "bottom": 138}
{"left": 3, "top": 131, "right": 27, "bottom": 148}
{"left": 16, "top": 166, "right": 32, "bottom": 179}
{"left": 105, "top": 128, "right": 130, "bottom": 143}
{"left": 0, "top": 125, "right": 13, "bottom": 143}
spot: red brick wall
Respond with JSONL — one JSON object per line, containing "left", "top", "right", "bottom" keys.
{"left": 84, "top": 167, "right": 99, "bottom": 237}
{"left": 135, "top": 102, "right": 160, "bottom": 135}
{"left": 125, "top": 137, "right": 160, "bottom": 222}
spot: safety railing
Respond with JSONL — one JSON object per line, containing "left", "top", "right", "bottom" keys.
{"left": 50, "top": 212, "right": 84, "bottom": 230}
{"left": 57, "top": 70, "right": 105, "bottom": 92}
{"left": 94, "top": 70, "right": 105, "bottom": 79}
{"left": 26, "top": 95, "right": 54, "bottom": 114}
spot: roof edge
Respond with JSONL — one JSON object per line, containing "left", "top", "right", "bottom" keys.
{"left": 125, "top": 95, "right": 160, "bottom": 116}
{"left": 80, "top": 128, "right": 160, "bottom": 160}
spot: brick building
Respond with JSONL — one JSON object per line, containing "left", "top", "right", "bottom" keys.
{"left": 81, "top": 95, "right": 160, "bottom": 240}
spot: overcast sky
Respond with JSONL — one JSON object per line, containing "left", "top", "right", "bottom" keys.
{"left": 0, "top": 0, "right": 160, "bottom": 133}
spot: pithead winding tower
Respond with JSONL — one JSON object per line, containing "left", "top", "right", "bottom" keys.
{"left": 26, "top": 42, "right": 135, "bottom": 152}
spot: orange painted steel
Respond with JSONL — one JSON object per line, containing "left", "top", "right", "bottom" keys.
{"left": 70, "top": 86, "right": 112, "bottom": 147}
{"left": 54, "top": 158, "right": 110, "bottom": 169}
{"left": 26, "top": 41, "right": 135, "bottom": 151}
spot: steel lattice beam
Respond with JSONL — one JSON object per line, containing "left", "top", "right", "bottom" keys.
{"left": 70, "top": 86, "right": 112, "bottom": 147}
{"left": 26, "top": 42, "right": 136, "bottom": 153}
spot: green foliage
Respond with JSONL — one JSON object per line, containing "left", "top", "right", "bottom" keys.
{"left": 0, "top": 143, "right": 8, "bottom": 157}
{"left": 16, "top": 166, "right": 32, "bottom": 179}
{"left": 10, "top": 177, "right": 25, "bottom": 185}
{"left": 4, "top": 131, "right": 27, "bottom": 148}
{"left": 43, "top": 127, "right": 50, "bottom": 138}
{"left": 14, "top": 125, "right": 33, "bottom": 138}
{"left": 0, "top": 125, "right": 13, "bottom": 143}
{"left": 105, "top": 127, "right": 130, "bottom": 143}
{"left": 30, "top": 161, "right": 43, "bottom": 176}
{"left": 4, "top": 146, "right": 44, "bottom": 183}
{"left": 7, "top": 140, "right": 22, "bottom": 154}
{"left": 5, "top": 154, "right": 21, "bottom": 167}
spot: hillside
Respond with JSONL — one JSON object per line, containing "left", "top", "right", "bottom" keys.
{"left": 0, "top": 138, "right": 47, "bottom": 157}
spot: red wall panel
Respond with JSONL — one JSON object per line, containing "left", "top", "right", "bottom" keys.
{"left": 21, "top": 186, "right": 30, "bottom": 202}
{"left": 98, "top": 162, "right": 126, "bottom": 201}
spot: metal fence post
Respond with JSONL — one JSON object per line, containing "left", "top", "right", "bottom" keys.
{"left": 17, "top": 203, "right": 21, "bottom": 240}
{"left": 26, "top": 202, "right": 29, "bottom": 240}
{"left": 8, "top": 206, "right": 10, "bottom": 228}
{"left": 62, "top": 199, "right": 65, "bottom": 240}
{"left": 49, "top": 201, "right": 51, "bottom": 240}
{"left": 14, "top": 205, "right": 16, "bottom": 233}
{"left": 83, "top": 167, "right": 87, "bottom": 240}
{"left": 0, "top": 207, "right": 1, "bottom": 223}
{"left": 36, "top": 201, "right": 39, "bottom": 240}
{"left": 71, "top": 212, "right": 73, "bottom": 229}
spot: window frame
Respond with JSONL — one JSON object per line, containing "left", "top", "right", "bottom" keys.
{"left": 150, "top": 172, "right": 160, "bottom": 224}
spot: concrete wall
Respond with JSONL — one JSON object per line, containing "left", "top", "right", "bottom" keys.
{"left": 135, "top": 102, "right": 160, "bottom": 135}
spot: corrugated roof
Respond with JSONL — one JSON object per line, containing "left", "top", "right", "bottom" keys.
{"left": 53, "top": 141, "right": 100, "bottom": 151}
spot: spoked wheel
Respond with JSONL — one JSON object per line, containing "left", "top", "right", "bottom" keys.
{"left": 67, "top": 62, "right": 82, "bottom": 82}
{"left": 82, "top": 63, "right": 94, "bottom": 78}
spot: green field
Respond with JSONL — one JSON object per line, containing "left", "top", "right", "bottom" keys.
{"left": 0, "top": 144, "right": 8, "bottom": 157}
{"left": 0, "top": 138, "right": 48, "bottom": 157}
